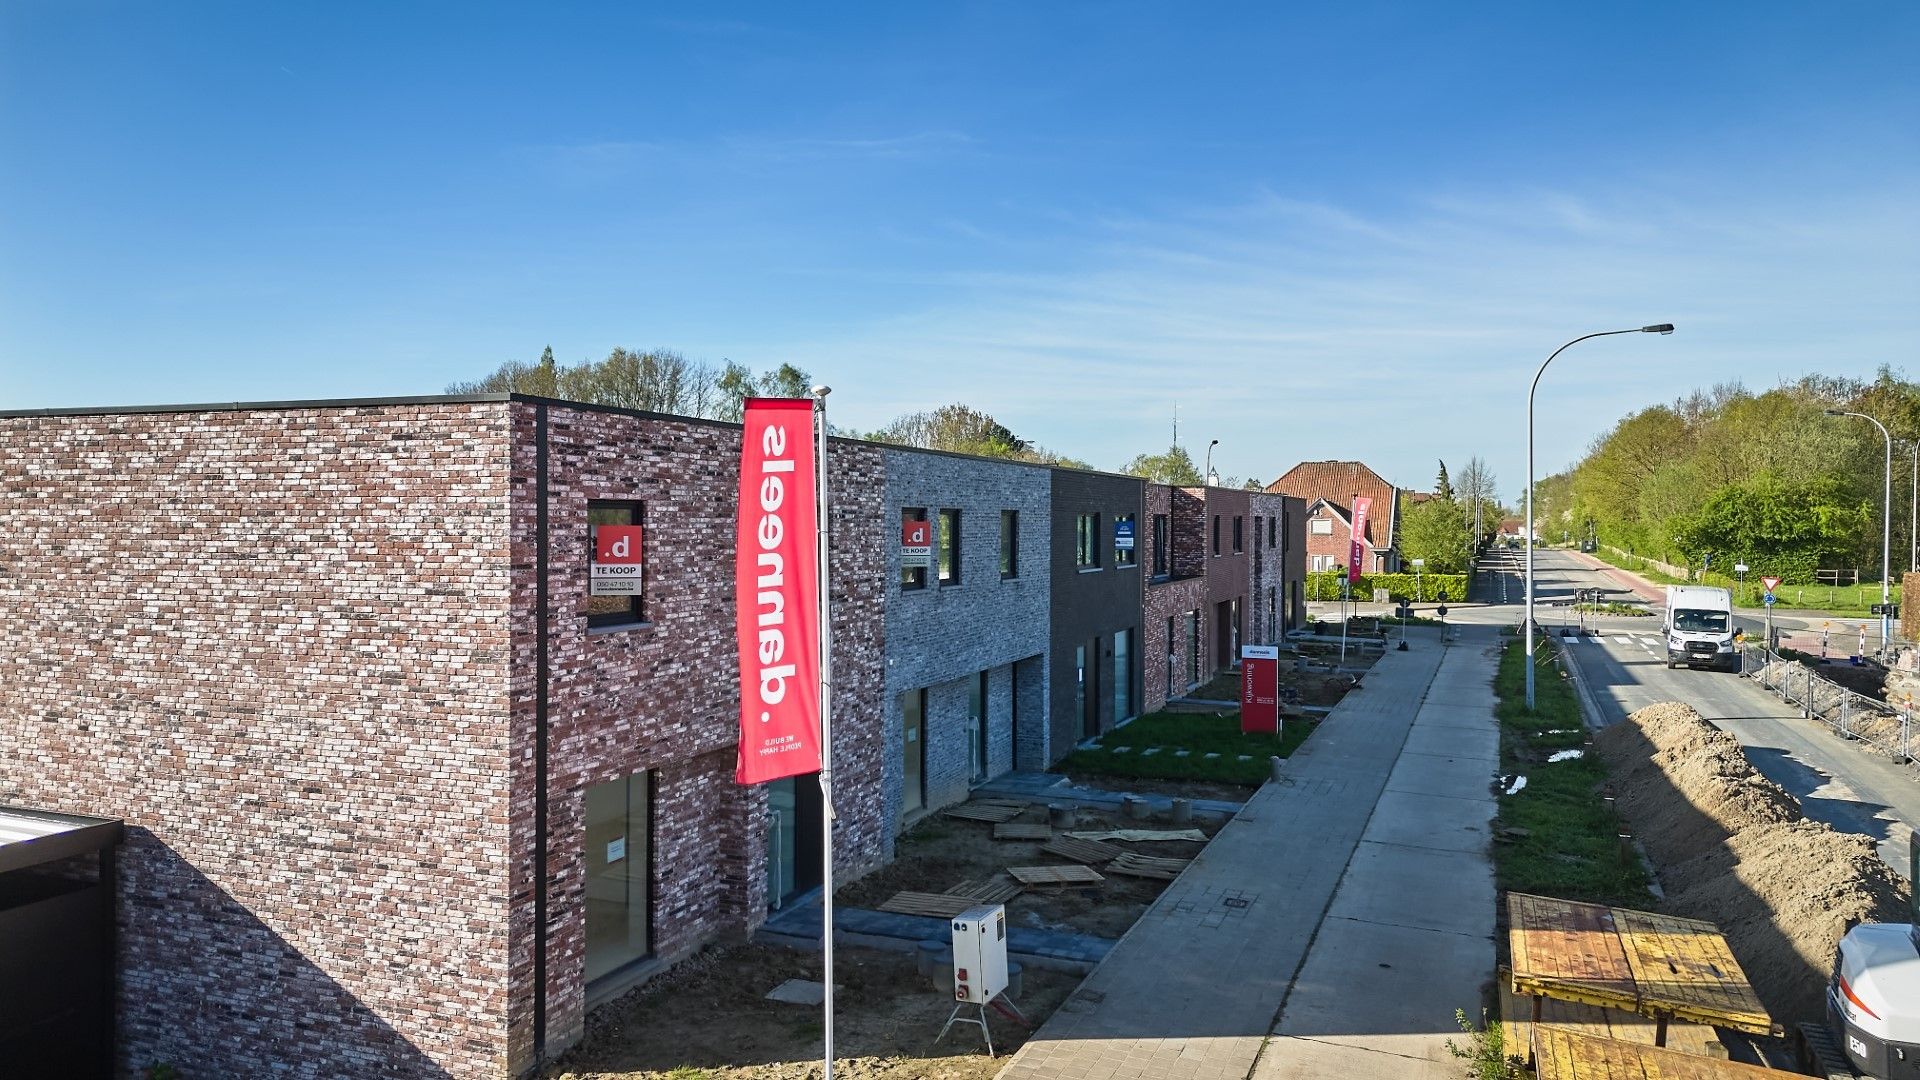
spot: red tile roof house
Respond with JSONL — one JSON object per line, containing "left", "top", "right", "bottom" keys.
{"left": 1266, "top": 461, "right": 1404, "bottom": 576}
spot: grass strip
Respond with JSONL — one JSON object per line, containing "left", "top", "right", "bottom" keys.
{"left": 1062, "top": 710, "right": 1312, "bottom": 785}
{"left": 1492, "top": 636, "right": 1653, "bottom": 907}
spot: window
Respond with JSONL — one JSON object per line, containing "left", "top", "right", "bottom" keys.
{"left": 1152, "top": 514, "right": 1169, "bottom": 577}
{"left": 1165, "top": 616, "right": 1177, "bottom": 695}
{"left": 1233, "top": 515, "right": 1244, "bottom": 554}
{"left": 1000, "top": 510, "right": 1018, "bottom": 579}
{"left": 1310, "top": 516, "right": 1333, "bottom": 535}
{"left": 1312, "top": 554, "right": 1333, "bottom": 572}
{"left": 584, "top": 771, "right": 651, "bottom": 983}
{"left": 1114, "top": 513, "right": 1137, "bottom": 567}
{"left": 1212, "top": 515, "right": 1221, "bottom": 556}
{"left": 1075, "top": 512, "right": 1101, "bottom": 568}
{"left": 902, "top": 690, "right": 926, "bottom": 818}
{"left": 1186, "top": 610, "right": 1201, "bottom": 685}
{"left": 938, "top": 509, "right": 961, "bottom": 585}
{"left": 1254, "top": 516, "right": 1262, "bottom": 551}
{"left": 970, "top": 671, "right": 989, "bottom": 783}
{"left": 1270, "top": 514, "right": 1278, "bottom": 548}
{"left": 588, "top": 501, "right": 646, "bottom": 628}
{"left": 901, "top": 508, "right": 928, "bottom": 590}
{"left": 1113, "top": 628, "right": 1133, "bottom": 723}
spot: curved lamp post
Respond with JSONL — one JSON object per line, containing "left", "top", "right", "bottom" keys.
{"left": 1206, "top": 438, "right": 1220, "bottom": 486}
{"left": 1526, "top": 324, "right": 1675, "bottom": 709}
{"left": 1826, "top": 409, "right": 1893, "bottom": 656}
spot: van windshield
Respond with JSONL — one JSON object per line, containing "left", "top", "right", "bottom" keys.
{"left": 1673, "top": 609, "right": 1728, "bottom": 633}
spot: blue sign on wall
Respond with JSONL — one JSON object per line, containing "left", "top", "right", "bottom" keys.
{"left": 1114, "top": 519, "right": 1135, "bottom": 551}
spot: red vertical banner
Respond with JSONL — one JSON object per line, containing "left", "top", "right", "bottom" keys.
{"left": 735, "top": 398, "right": 824, "bottom": 785}
{"left": 1347, "top": 495, "right": 1372, "bottom": 583}
{"left": 1240, "top": 645, "right": 1281, "bottom": 734}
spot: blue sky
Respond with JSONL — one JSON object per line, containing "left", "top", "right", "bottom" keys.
{"left": 3, "top": 3, "right": 1916, "bottom": 495}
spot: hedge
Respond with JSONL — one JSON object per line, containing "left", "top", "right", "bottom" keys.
{"left": 1306, "top": 570, "right": 1468, "bottom": 602}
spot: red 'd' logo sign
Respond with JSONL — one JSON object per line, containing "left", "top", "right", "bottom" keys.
{"left": 595, "top": 525, "right": 644, "bottom": 565}
{"left": 902, "top": 521, "right": 930, "bottom": 547}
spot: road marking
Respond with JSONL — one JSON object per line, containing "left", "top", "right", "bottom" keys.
{"left": 1612, "top": 637, "right": 1634, "bottom": 645}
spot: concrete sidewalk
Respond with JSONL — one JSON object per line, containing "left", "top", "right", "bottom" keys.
{"left": 995, "top": 627, "right": 1499, "bottom": 1080}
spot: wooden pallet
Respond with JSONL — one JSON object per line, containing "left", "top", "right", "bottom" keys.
{"left": 1041, "top": 835, "right": 1125, "bottom": 864}
{"left": 877, "top": 891, "right": 978, "bottom": 918}
{"left": 993, "top": 823, "right": 1052, "bottom": 841}
{"left": 943, "top": 801, "right": 1028, "bottom": 824}
{"left": 1106, "top": 852, "right": 1190, "bottom": 881}
{"left": 947, "top": 876, "right": 1024, "bottom": 905}
{"left": 1008, "top": 864, "right": 1105, "bottom": 886}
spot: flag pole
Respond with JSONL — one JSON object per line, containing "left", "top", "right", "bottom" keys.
{"left": 810, "top": 384, "right": 835, "bottom": 1079}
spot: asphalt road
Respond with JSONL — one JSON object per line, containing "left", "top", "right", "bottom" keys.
{"left": 1520, "top": 547, "right": 1920, "bottom": 876}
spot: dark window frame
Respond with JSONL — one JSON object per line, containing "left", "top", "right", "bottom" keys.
{"left": 1114, "top": 512, "right": 1137, "bottom": 567}
{"left": 900, "top": 507, "right": 929, "bottom": 591}
{"left": 588, "top": 500, "right": 647, "bottom": 628}
{"left": 1075, "top": 512, "right": 1102, "bottom": 569}
{"left": 1000, "top": 510, "right": 1019, "bottom": 580}
{"left": 1151, "top": 514, "right": 1169, "bottom": 578}
{"left": 937, "top": 508, "right": 961, "bottom": 586}
{"left": 1212, "top": 515, "right": 1221, "bottom": 557}
{"left": 1232, "top": 515, "right": 1244, "bottom": 554}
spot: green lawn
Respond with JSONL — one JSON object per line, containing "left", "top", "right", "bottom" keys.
{"left": 1062, "top": 710, "right": 1313, "bottom": 785}
{"left": 1492, "top": 638, "right": 1652, "bottom": 907}
{"left": 1596, "top": 551, "right": 1901, "bottom": 617}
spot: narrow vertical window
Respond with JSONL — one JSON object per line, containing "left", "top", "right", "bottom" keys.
{"left": 1233, "top": 515, "right": 1244, "bottom": 554}
{"left": 938, "top": 509, "right": 961, "bottom": 585}
{"left": 1152, "top": 514, "right": 1169, "bottom": 577}
{"left": 1000, "top": 510, "right": 1018, "bottom": 579}
{"left": 584, "top": 772, "right": 652, "bottom": 982}
{"left": 970, "top": 671, "right": 989, "bottom": 782}
{"left": 1212, "top": 515, "right": 1221, "bottom": 556}
{"left": 1076, "top": 513, "right": 1101, "bottom": 568}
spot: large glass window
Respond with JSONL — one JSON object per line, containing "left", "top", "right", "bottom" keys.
{"left": 901, "top": 507, "right": 928, "bottom": 591}
{"left": 1075, "top": 513, "right": 1100, "bottom": 568}
{"left": 1186, "top": 610, "right": 1201, "bottom": 685}
{"left": 1673, "top": 608, "right": 1729, "bottom": 633}
{"left": 1000, "top": 510, "right": 1018, "bottom": 579}
{"left": 1232, "top": 516, "right": 1244, "bottom": 554}
{"left": 938, "top": 509, "right": 961, "bottom": 585}
{"left": 584, "top": 772, "right": 651, "bottom": 983}
{"left": 588, "top": 501, "right": 646, "bottom": 628}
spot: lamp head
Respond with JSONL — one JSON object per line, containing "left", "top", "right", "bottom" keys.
{"left": 809, "top": 385, "right": 831, "bottom": 399}
{"left": 1641, "top": 324, "right": 1675, "bottom": 335}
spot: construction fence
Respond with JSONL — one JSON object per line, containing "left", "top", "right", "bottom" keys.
{"left": 1738, "top": 644, "right": 1918, "bottom": 769}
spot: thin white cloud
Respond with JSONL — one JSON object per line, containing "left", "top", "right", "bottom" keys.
{"left": 765, "top": 181, "right": 1920, "bottom": 488}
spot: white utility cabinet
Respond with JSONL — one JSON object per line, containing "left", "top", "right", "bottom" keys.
{"left": 951, "top": 903, "right": 1008, "bottom": 1004}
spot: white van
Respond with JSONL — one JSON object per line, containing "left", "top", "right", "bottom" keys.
{"left": 1664, "top": 585, "right": 1736, "bottom": 671}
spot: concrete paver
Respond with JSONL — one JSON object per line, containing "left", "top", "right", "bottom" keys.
{"left": 996, "top": 628, "right": 1498, "bottom": 1080}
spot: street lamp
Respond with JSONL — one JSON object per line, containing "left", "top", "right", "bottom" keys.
{"left": 1825, "top": 408, "right": 1893, "bottom": 656}
{"left": 1206, "top": 439, "right": 1220, "bottom": 486}
{"left": 1526, "top": 324, "right": 1674, "bottom": 709}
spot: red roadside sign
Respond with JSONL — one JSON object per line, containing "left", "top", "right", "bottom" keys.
{"left": 1761, "top": 576, "right": 1781, "bottom": 593}
{"left": 1240, "top": 645, "right": 1281, "bottom": 734}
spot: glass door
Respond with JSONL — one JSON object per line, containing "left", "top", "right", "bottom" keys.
{"left": 766, "top": 777, "right": 797, "bottom": 910}
{"left": 1113, "top": 629, "right": 1132, "bottom": 723}
{"left": 584, "top": 772, "right": 650, "bottom": 983}
{"left": 902, "top": 690, "right": 926, "bottom": 818}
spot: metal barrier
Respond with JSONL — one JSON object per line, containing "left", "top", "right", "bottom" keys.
{"left": 1739, "top": 644, "right": 1916, "bottom": 767}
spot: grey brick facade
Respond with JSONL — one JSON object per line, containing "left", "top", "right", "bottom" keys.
{"left": 881, "top": 448, "right": 1051, "bottom": 825}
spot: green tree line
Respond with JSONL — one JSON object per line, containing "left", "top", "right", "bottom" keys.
{"left": 1532, "top": 368, "right": 1919, "bottom": 584}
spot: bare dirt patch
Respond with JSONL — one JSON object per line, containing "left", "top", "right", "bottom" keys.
{"left": 545, "top": 943, "right": 1080, "bottom": 1080}
{"left": 838, "top": 805, "right": 1218, "bottom": 940}
{"left": 1057, "top": 772, "right": 1253, "bottom": 805}
{"left": 1595, "top": 701, "right": 1912, "bottom": 1026}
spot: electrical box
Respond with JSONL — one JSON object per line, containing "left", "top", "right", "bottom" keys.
{"left": 951, "top": 904, "right": 1008, "bottom": 1004}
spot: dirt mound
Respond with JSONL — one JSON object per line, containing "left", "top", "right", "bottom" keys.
{"left": 1662, "top": 822, "right": 1910, "bottom": 1025}
{"left": 1594, "top": 703, "right": 1799, "bottom": 866}
{"left": 1598, "top": 701, "right": 1912, "bottom": 1026}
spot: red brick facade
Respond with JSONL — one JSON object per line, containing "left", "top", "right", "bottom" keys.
{"left": 0, "top": 398, "right": 889, "bottom": 1078}
{"left": 1142, "top": 484, "right": 1207, "bottom": 712}
{"left": 1269, "top": 461, "right": 1402, "bottom": 574}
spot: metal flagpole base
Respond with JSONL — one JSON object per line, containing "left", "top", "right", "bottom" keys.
{"left": 936, "top": 1000, "right": 996, "bottom": 1057}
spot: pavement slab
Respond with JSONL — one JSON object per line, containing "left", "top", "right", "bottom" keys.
{"left": 995, "top": 629, "right": 1472, "bottom": 1080}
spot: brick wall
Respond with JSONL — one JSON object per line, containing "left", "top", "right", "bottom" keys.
{"left": 1188, "top": 486, "right": 1250, "bottom": 678}
{"left": 880, "top": 448, "right": 1050, "bottom": 821}
{"left": 511, "top": 402, "right": 888, "bottom": 1062}
{"left": 0, "top": 403, "right": 519, "bottom": 1079}
{"left": 1049, "top": 470, "right": 1146, "bottom": 755}
{"left": 1144, "top": 578, "right": 1208, "bottom": 712}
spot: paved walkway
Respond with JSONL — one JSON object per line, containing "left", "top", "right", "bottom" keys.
{"left": 995, "top": 627, "right": 1500, "bottom": 1080}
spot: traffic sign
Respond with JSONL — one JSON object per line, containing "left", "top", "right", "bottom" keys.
{"left": 1734, "top": 563, "right": 1749, "bottom": 574}
{"left": 1763, "top": 593, "right": 1776, "bottom": 607}
{"left": 1761, "top": 576, "right": 1782, "bottom": 593}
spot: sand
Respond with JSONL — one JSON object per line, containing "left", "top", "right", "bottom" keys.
{"left": 1596, "top": 702, "right": 1912, "bottom": 1026}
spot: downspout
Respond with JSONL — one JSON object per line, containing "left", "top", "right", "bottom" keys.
{"left": 533, "top": 403, "right": 551, "bottom": 1062}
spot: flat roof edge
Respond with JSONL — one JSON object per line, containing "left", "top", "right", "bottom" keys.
{"left": 0, "top": 393, "right": 514, "bottom": 419}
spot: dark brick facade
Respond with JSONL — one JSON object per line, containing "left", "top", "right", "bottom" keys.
{"left": 1048, "top": 469, "right": 1146, "bottom": 757}
{"left": 0, "top": 397, "right": 890, "bottom": 1079}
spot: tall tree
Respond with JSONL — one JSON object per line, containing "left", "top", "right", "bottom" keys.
{"left": 449, "top": 348, "right": 809, "bottom": 425}
{"left": 1457, "top": 455, "right": 1498, "bottom": 544}
{"left": 866, "top": 404, "right": 1031, "bottom": 458}
{"left": 1400, "top": 496, "right": 1472, "bottom": 573}
{"left": 1121, "top": 445, "right": 1204, "bottom": 485}
{"left": 1434, "top": 460, "right": 1454, "bottom": 500}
